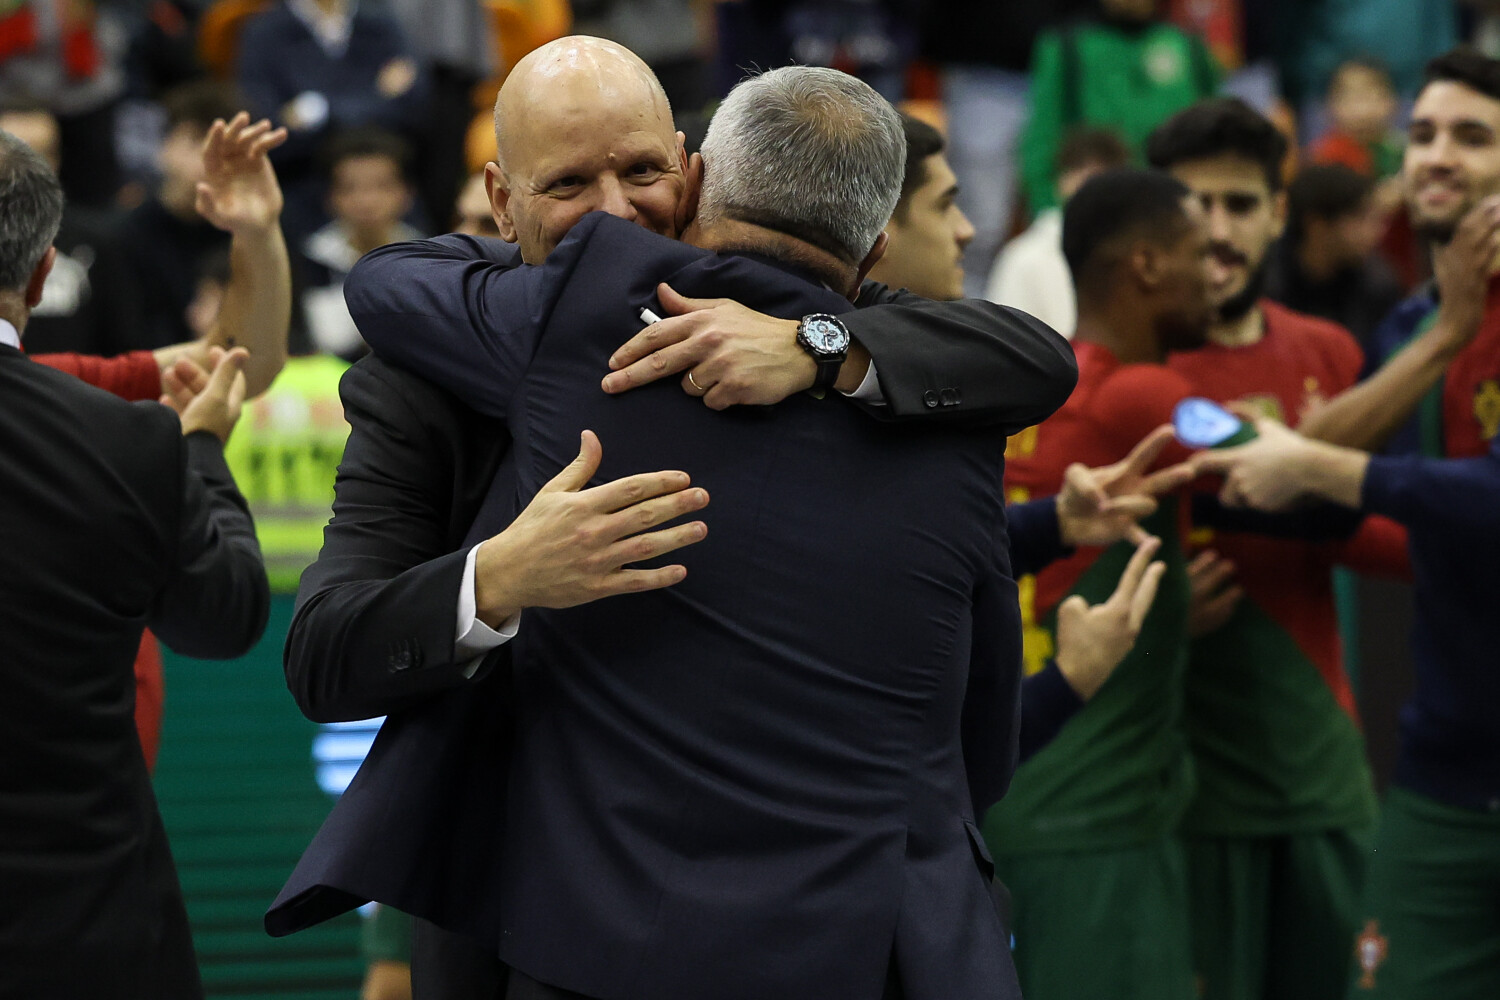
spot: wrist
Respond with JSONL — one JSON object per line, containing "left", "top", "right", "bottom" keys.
{"left": 1052, "top": 652, "right": 1100, "bottom": 700}
{"left": 832, "top": 341, "right": 870, "bottom": 394}
{"left": 473, "top": 536, "right": 523, "bottom": 628}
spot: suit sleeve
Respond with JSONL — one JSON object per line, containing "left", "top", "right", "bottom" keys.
{"left": 848, "top": 282, "right": 1077, "bottom": 433}
{"left": 149, "top": 428, "right": 270, "bottom": 659}
{"left": 284, "top": 360, "right": 502, "bottom": 723}
{"left": 346, "top": 234, "right": 551, "bottom": 418}
{"left": 1006, "top": 497, "right": 1072, "bottom": 578}
{"left": 962, "top": 531, "right": 1024, "bottom": 816}
{"left": 1018, "top": 662, "right": 1083, "bottom": 763}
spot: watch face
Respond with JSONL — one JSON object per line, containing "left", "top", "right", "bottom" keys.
{"left": 803, "top": 316, "right": 849, "bottom": 355}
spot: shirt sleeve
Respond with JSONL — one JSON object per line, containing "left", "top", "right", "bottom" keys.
{"left": 1361, "top": 441, "right": 1500, "bottom": 535}
{"left": 32, "top": 350, "right": 161, "bottom": 401}
{"left": 455, "top": 543, "right": 520, "bottom": 678}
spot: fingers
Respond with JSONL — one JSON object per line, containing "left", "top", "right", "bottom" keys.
{"left": 1139, "top": 460, "right": 1196, "bottom": 497}
{"left": 541, "top": 429, "right": 606, "bottom": 494}
{"left": 1127, "top": 560, "right": 1167, "bottom": 631}
{"left": 585, "top": 469, "right": 700, "bottom": 514}
{"left": 605, "top": 315, "right": 696, "bottom": 380}
{"left": 1189, "top": 449, "right": 1235, "bottom": 476}
{"left": 600, "top": 563, "right": 690, "bottom": 597}
{"left": 1187, "top": 549, "right": 1236, "bottom": 594}
{"left": 1106, "top": 535, "right": 1163, "bottom": 615}
{"left": 202, "top": 346, "right": 248, "bottom": 402}
{"left": 1107, "top": 495, "right": 1157, "bottom": 522}
{"left": 1117, "top": 424, "right": 1175, "bottom": 480}
{"left": 602, "top": 518, "right": 709, "bottom": 573}
{"left": 1056, "top": 593, "right": 1089, "bottom": 630}
{"left": 656, "top": 282, "right": 724, "bottom": 318}
{"left": 169, "top": 357, "right": 211, "bottom": 398}
{"left": 1062, "top": 462, "right": 1110, "bottom": 512}
{"left": 601, "top": 483, "right": 710, "bottom": 539}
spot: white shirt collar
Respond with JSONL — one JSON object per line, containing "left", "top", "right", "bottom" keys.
{"left": 0, "top": 318, "right": 20, "bottom": 349}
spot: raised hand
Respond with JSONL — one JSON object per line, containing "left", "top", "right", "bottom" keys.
{"left": 1056, "top": 425, "right": 1195, "bottom": 548}
{"left": 1185, "top": 549, "right": 1243, "bottom": 638}
{"left": 194, "top": 111, "right": 288, "bottom": 236}
{"left": 162, "top": 346, "right": 251, "bottom": 443}
{"left": 1053, "top": 536, "right": 1167, "bottom": 700}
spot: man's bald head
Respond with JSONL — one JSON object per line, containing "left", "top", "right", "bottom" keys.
{"left": 482, "top": 35, "right": 686, "bottom": 263}
{"left": 493, "top": 36, "right": 671, "bottom": 173}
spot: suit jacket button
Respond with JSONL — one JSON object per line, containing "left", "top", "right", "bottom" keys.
{"left": 940, "top": 387, "right": 961, "bottom": 407}
{"left": 388, "top": 643, "right": 414, "bottom": 672}
{"left": 923, "top": 389, "right": 940, "bottom": 408}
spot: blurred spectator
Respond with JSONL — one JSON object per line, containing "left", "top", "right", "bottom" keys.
{"left": 236, "top": 0, "right": 426, "bottom": 239}
{"left": 297, "top": 127, "right": 421, "bottom": 361}
{"left": 451, "top": 169, "right": 498, "bottom": 237}
{"left": 918, "top": 0, "right": 1093, "bottom": 295}
{"left": 1018, "top": 0, "right": 1220, "bottom": 218}
{"left": 360, "top": 904, "right": 414, "bottom": 1000}
{"left": 0, "top": 0, "right": 128, "bottom": 207}
{"left": 0, "top": 99, "right": 143, "bottom": 354}
{"left": 117, "top": 79, "right": 239, "bottom": 348}
{"left": 579, "top": 0, "right": 706, "bottom": 110}
{"left": 1267, "top": 163, "right": 1407, "bottom": 348}
{"left": 383, "top": 0, "right": 491, "bottom": 236}
{"left": 1273, "top": 0, "right": 1458, "bottom": 111}
{"left": 1310, "top": 57, "right": 1406, "bottom": 180}
{"left": 987, "top": 127, "right": 1131, "bottom": 337}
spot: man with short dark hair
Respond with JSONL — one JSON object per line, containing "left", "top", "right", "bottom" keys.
{"left": 0, "top": 127, "right": 269, "bottom": 999}
{"left": 1148, "top": 95, "right": 1405, "bottom": 1000}
{"left": 982, "top": 167, "right": 1215, "bottom": 1000}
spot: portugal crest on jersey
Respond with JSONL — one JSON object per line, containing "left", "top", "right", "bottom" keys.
{"left": 1473, "top": 379, "right": 1500, "bottom": 441}
{"left": 1355, "top": 920, "right": 1388, "bottom": 989}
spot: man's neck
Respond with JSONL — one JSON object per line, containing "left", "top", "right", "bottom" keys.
{"left": 1074, "top": 310, "right": 1164, "bottom": 364}
{"left": 0, "top": 293, "right": 28, "bottom": 342}
{"left": 684, "top": 217, "right": 857, "bottom": 298}
{"left": 1208, "top": 304, "right": 1265, "bottom": 348}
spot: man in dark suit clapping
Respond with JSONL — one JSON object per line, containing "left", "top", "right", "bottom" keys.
{"left": 0, "top": 130, "right": 269, "bottom": 999}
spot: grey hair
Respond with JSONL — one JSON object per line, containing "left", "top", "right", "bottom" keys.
{"left": 698, "top": 66, "right": 905, "bottom": 263}
{"left": 0, "top": 129, "right": 63, "bottom": 292}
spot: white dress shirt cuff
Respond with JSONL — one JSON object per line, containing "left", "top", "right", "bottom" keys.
{"left": 840, "top": 358, "right": 885, "bottom": 404}
{"left": 456, "top": 544, "right": 519, "bottom": 678}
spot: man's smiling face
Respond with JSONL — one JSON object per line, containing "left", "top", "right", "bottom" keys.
{"left": 486, "top": 41, "right": 687, "bottom": 264}
{"left": 1404, "top": 79, "right": 1500, "bottom": 243}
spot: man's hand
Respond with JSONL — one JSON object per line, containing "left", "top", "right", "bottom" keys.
{"left": 601, "top": 283, "right": 818, "bottom": 409}
{"left": 472, "top": 430, "right": 710, "bottom": 626}
{"left": 1053, "top": 536, "right": 1166, "bottom": 700}
{"left": 161, "top": 346, "right": 250, "bottom": 443}
{"left": 195, "top": 111, "right": 288, "bottom": 236}
{"left": 1192, "top": 416, "right": 1321, "bottom": 511}
{"left": 1431, "top": 194, "right": 1500, "bottom": 351}
{"left": 1186, "top": 549, "right": 1243, "bottom": 638}
{"left": 1056, "top": 425, "right": 1195, "bottom": 548}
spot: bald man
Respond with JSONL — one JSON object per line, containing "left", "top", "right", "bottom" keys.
{"left": 273, "top": 39, "right": 1075, "bottom": 997}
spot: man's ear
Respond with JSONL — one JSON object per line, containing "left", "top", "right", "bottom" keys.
{"left": 24, "top": 247, "right": 55, "bottom": 310}
{"left": 484, "top": 161, "right": 519, "bottom": 244}
{"left": 851, "top": 233, "right": 889, "bottom": 300}
{"left": 1129, "top": 242, "right": 1161, "bottom": 292}
{"left": 677, "top": 150, "right": 703, "bottom": 233}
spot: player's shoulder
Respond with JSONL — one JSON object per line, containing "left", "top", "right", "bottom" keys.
{"left": 1261, "top": 299, "right": 1364, "bottom": 380}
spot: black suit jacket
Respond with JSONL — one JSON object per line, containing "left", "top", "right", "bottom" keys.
{"left": 0, "top": 346, "right": 267, "bottom": 1000}
{"left": 282, "top": 216, "right": 1029, "bottom": 999}
{"left": 270, "top": 231, "right": 1073, "bottom": 968}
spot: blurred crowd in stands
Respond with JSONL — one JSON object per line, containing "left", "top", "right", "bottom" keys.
{"left": 4, "top": 2, "right": 1495, "bottom": 998}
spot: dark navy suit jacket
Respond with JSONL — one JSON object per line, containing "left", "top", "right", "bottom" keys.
{"left": 308, "top": 214, "right": 1022, "bottom": 999}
